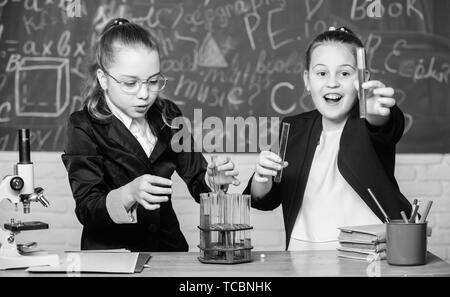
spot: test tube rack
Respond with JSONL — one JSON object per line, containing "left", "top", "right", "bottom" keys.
{"left": 198, "top": 192, "right": 253, "bottom": 264}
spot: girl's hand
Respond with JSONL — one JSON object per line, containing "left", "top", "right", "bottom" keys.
{"left": 122, "top": 174, "right": 172, "bottom": 210}
{"left": 207, "top": 156, "right": 240, "bottom": 191}
{"left": 355, "top": 80, "right": 396, "bottom": 126}
{"left": 254, "top": 151, "right": 288, "bottom": 183}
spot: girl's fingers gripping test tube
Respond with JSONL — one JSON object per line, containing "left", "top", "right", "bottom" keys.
{"left": 274, "top": 122, "right": 290, "bottom": 183}
{"left": 210, "top": 155, "right": 228, "bottom": 193}
{"left": 357, "top": 47, "right": 367, "bottom": 119}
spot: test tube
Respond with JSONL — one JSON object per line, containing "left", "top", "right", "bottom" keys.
{"left": 199, "top": 193, "right": 211, "bottom": 258}
{"left": 210, "top": 155, "right": 219, "bottom": 193}
{"left": 274, "top": 122, "right": 290, "bottom": 183}
{"left": 239, "top": 193, "right": 245, "bottom": 253}
{"left": 232, "top": 193, "right": 240, "bottom": 249}
{"left": 225, "top": 192, "right": 233, "bottom": 260}
{"left": 357, "top": 47, "right": 367, "bottom": 119}
{"left": 232, "top": 193, "right": 240, "bottom": 228}
{"left": 217, "top": 192, "right": 226, "bottom": 259}
{"left": 200, "top": 193, "right": 210, "bottom": 228}
{"left": 210, "top": 155, "right": 228, "bottom": 193}
{"left": 243, "top": 194, "right": 251, "bottom": 260}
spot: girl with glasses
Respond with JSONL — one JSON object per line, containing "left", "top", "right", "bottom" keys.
{"left": 62, "top": 18, "right": 239, "bottom": 252}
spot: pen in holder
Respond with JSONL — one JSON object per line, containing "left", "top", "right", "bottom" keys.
{"left": 274, "top": 122, "right": 290, "bottom": 183}
{"left": 357, "top": 47, "right": 367, "bottom": 119}
{"left": 367, "top": 188, "right": 390, "bottom": 223}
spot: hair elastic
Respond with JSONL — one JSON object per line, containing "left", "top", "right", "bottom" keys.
{"left": 328, "top": 26, "right": 352, "bottom": 34}
{"left": 113, "top": 18, "right": 130, "bottom": 26}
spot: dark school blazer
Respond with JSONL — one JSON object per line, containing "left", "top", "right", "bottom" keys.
{"left": 62, "top": 100, "right": 210, "bottom": 252}
{"left": 244, "top": 104, "right": 412, "bottom": 250}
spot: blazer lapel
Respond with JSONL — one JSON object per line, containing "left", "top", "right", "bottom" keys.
{"left": 149, "top": 127, "right": 170, "bottom": 164}
{"left": 338, "top": 107, "right": 401, "bottom": 222}
{"left": 107, "top": 116, "right": 151, "bottom": 168}
{"left": 146, "top": 107, "right": 170, "bottom": 164}
{"left": 286, "top": 112, "right": 322, "bottom": 237}
{"left": 104, "top": 105, "right": 173, "bottom": 173}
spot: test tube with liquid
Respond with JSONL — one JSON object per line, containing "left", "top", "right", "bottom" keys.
{"left": 357, "top": 47, "right": 367, "bottom": 119}
{"left": 224, "top": 192, "right": 234, "bottom": 260}
{"left": 232, "top": 193, "right": 240, "bottom": 250}
{"left": 215, "top": 191, "right": 224, "bottom": 258}
{"left": 239, "top": 193, "right": 245, "bottom": 258}
{"left": 236, "top": 194, "right": 245, "bottom": 261}
{"left": 243, "top": 194, "right": 251, "bottom": 259}
{"left": 210, "top": 192, "right": 218, "bottom": 249}
{"left": 200, "top": 193, "right": 210, "bottom": 229}
{"left": 210, "top": 155, "right": 228, "bottom": 193}
{"left": 217, "top": 192, "right": 223, "bottom": 254}
{"left": 274, "top": 122, "right": 290, "bottom": 183}
{"left": 200, "top": 193, "right": 211, "bottom": 258}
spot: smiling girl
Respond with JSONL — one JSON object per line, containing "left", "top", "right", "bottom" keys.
{"left": 62, "top": 19, "right": 239, "bottom": 251}
{"left": 245, "top": 27, "right": 412, "bottom": 251}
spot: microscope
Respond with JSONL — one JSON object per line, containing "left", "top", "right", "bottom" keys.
{"left": 0, "top": 129, "right": 59, "bottom": 270}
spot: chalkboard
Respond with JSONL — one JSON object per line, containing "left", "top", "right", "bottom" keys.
{"left": 0, "top": 0, "right": 449, "bottom": 153}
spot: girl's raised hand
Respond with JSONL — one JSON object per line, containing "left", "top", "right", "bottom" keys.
{"left": 355, "top": 80, "right": 396, "bottom": 126}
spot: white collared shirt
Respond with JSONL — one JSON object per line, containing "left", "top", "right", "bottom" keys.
{"left": 105, "top": 94, "right": 157, "bottom": 157}
{"left": 288, "top": 126, "right": 381, "bottom": 251}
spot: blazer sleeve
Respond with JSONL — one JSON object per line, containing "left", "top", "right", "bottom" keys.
{"left": 61, "top": 114, "right": 115, "bottom": 228}
{"left": 242, "top": 117, "right": 291, "bottom": 211}
{"left": 243, "top": 173, "right": 282, "bottom": 211}
{"left": 169, "top": 102, "right": 210, "bottom": 202}
{"left": 175, "top": 150, "right": 210, "bottom": 203}
{"left": 365, "top": 105, "right": 405, "bottom": 145}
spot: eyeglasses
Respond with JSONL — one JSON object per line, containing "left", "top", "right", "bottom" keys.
{"left": 102, "top": 69, "right": 167, "bottom": 94}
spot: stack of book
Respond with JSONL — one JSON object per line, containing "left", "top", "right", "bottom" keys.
{"left": 337, "top": 224, "right": 387, "bottom": 262}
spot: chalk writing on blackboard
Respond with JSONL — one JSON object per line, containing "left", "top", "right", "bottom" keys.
{"left": 15, "top": 57, "right": 70, "bottom": 117}
{"left": 0, "top": 0, "right": 448, "bottom": 153}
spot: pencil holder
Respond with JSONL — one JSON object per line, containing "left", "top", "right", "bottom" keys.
{"left": 386, "top": 220, "right": 428, "bottom": 266}
{"left": 198, "top": 192, "right": 253, "bottom": 264}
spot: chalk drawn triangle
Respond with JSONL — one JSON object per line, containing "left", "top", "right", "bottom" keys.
{"left": 197, "top": 32, "right": 228, "bottom": 68}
